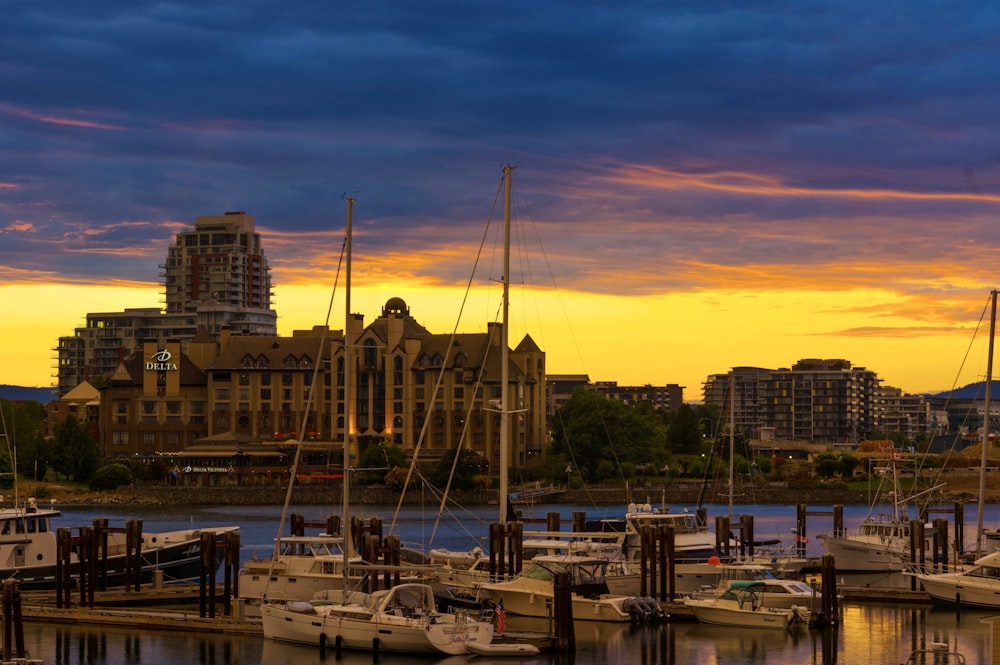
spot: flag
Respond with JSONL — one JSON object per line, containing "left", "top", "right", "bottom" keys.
{"left": 494, "top": 598, "right": 507, "bottom": 634}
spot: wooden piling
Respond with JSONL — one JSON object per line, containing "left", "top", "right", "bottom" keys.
{"left": 199, "top": 531, "right": 217, "bottom": 618}
{"left": 820, "top": 553, "right": 838, "bottom": 624}
{"left": 552, "top": 571, "right": 575, "bottom": 654}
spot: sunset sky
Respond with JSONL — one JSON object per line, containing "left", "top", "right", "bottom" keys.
{"left": 4, "top": 3, "right": 1000, "bottom": 398}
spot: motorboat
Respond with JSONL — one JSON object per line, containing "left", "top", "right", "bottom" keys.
{"left": 0, "top": 497, "right": 238, "bottom": 589}
{"left": 909, "top": 550, "right": 1000, "bottom": 608}
{"left": 817, "top": 456, "right": 945, "bottom": 572}
{"left": 683, "top": 581, "right": 810, "bottom": 630}
{"left": 688, "top": 563, "right": 822, "bottom": 611}
{"left": 240, "top": 534, "right": 427, "bottom": 602}
{"left": 477, "top": 554, "right": 660, "bottom": 623}
{"left": 260, "top": 582, "right": 495, "bottom": 655}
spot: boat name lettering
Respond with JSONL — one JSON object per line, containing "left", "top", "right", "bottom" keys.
{"left": 189, "top": 467, "right": 230, "bottom": 473}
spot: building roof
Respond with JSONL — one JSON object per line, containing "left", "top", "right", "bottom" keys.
{"left": 209, "top": 334, "right": 336, "bottom": 369}
{"left": 109, "top": 350, "right": 207, "bottom": 386}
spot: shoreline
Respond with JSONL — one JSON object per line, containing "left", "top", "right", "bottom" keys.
{"left": 45, "top": 484, "right": 986, "bottom": 508}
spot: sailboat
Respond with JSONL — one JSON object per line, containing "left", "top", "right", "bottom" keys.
{"left": 259, "top": 199, "right": 495, "bottom": 655}
{"left": 909, "top": 289, "right": 1000, "bottom": 607}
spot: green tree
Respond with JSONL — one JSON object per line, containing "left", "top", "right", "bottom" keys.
{"left": 1, "top": 399, "right": 51, "bottom": 481}
{"left": 428, "top": 448, "right": 482, "bottom": 491}
{"left": 665, "top": 404, "right": 704, "bottom": 454}
{"left": 357, "top": 442, "right": 408, "bottom": 485}
{"left": 549, "top": 389, "right": 667, "bottom": 484}
{"left": 52, "top": 416, "right": 100, "bottom": 482}
{"left": 90, "top": 462, "right": 132, "bottom": 490}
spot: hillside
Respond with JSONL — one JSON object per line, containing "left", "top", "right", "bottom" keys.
{"left": 0, "top": 385, "right": 57, "bottom": 403}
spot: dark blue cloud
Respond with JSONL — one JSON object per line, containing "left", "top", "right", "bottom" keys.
{"left": 3, "top": 1, "right": 1000, "bottom": 293}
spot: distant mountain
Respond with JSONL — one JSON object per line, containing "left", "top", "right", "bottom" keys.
{"left": 926, "top": 382, "right": 989, "bottom": 399}
{"left": 0, "top": 385, "right": 57, "bottom": 403}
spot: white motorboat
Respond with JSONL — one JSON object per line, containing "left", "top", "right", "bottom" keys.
{"left": 688, "top": 563, "right": 822, "bottom": 611}
{"left": 478, "top": 554, "right": 659, "bottom": 623}
{"left": 683, "top": 581, "right": 810, "bottom": 630}
{"left": 241, "top": 534, "right": 428, "bottom": 602}
{"left": 817, "top": 456, "right": 945, "bottom": 572}
{"left": 0, "top": 497, "right": 238, "bottom": 589}
{"left": 260, "top": 582, "right": 494, "bottom": 655}
{"left": 909, "top": 550, "right": 1000, "bottom": 608}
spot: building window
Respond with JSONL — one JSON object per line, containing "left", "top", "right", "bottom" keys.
{"left": 142, "top": 431, "right": 155, "bottom": 447}
{"left": 261, "top": 373, "right": 271, "bottom": 386}
{"left": 215, "top": 388, "right": 230, "bottom": 401}
{"left": 260, "top": 389, "right": 271, "bottom": 400}
{"left": 282, "top": 373, "right": 293, "bottom": 386}
{"left": 141, "top": 401, "right": 156, "bottom": 414}
{"left": 239, "top": 388, "right": 250, "bottom": 401}
{"left": 112, "top": 431, "right": 129, "bottom": 447}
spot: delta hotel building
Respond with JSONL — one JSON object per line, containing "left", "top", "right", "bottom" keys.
{"left": 51, "top": 212, "right": 551, "bottom": 475}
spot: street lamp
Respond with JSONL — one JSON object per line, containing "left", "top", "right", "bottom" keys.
{"left": 701, "top": 418, "right": 715, "bottom": 439}
{"left": 662, "top": 464, "right": 670, "bottom": 488}
{"left": 565, "top": 464, "right": 572, "bottom": 489}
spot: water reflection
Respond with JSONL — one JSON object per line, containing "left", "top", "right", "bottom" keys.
{"left": 16, "top": 604, "right": 992, "bottom": 665}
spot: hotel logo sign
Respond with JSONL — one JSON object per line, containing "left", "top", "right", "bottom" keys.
{"left": 146, "top": 348, "right": 179, "bottom": 371}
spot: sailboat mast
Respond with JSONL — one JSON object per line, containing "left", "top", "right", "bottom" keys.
{"left": 729, "top": 372, "right": 735, "bottom": 522}
{"left": 499, "top": 165, "right": 514, "bottom": 526}
{"left": 343, "top": 197, "right": 355, "bottom": 578}
{"left": 977, "top": 289, "right": 996, "bottom": 555}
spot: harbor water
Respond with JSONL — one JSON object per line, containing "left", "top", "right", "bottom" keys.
{"left": 21, "top": 500, "right": 1000, "bottom": 664}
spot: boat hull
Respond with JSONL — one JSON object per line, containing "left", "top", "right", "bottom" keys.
{"left": 260, "top": 601, "right": 493, "bottom": 654}
{"left": 6, "top": 526, "right": 238, "bottom": 590}
{"left": 684, "top": 599, "right": 792, "bottom": 629}
{"left": 913, "top": 572, "right": 1000, "bottom": 609}
{"left": 817, "top": 534, "right": 905, "bottom": 572}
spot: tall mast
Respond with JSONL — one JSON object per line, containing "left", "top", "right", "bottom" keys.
{"left": 342, "top": 197, "right": 355, "bottom": 580}
{"left": 977, "top": 290, "right": 996, "bottom": 555}
{"left": 729, "top": 372, "right": 735, "bottom": 522}
{"left": 499, "top": 165, "right": 514, "bottom": 525}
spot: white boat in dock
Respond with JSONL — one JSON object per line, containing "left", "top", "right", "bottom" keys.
{"left": 909, "top": 550, "right": 1000, "bottom": 608}
{"left": 260, "top": 582, "right": 495, "bottom": 655}
{"left": 683, "top": 581, "right": 811, "bottom": 630}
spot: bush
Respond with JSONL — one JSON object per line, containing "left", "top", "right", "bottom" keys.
{"left": 90, "top": 463, "right": 132, "bottom": 491}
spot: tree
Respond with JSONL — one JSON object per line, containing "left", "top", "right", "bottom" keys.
{"left": 428, "top": 448, "right": 483, "bottom": 491}
{"left": 0, "top": 399, "right": 51, "bottom": 481}
{"left": 665, "top": 404, "right": 704, "bottom": 454}
{"left": 356, "top": 442, "right": 408, "bottom": 485}
{"left": 52, "top": 416, "right": 100, "bottom": 482}
{"left": 549, "top": 388, "right": 667, "bottom": 485}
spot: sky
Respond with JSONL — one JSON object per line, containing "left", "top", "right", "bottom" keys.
{"left": 4, "top": 2, "right": 1000, "bottom": 399}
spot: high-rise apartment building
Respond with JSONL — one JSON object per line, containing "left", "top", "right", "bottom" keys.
{"left": 161, "top": 212, "right": 274, "bottom": 328}
{"left": 704, "top": 359, "right": 895, "bottom": 443}
{"left": 54, "top": 212, "right": 277, "bottom": 396}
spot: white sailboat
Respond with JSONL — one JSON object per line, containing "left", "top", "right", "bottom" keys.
{"left": 909, "top": 289, "right": 1000, "bottom": 607}
{"left": 259, "top": 199, "right": 495, "bottom": 655}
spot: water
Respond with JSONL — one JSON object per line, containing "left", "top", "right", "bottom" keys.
{"left": 25, "top": 500, "right": 998, "bottom": 664}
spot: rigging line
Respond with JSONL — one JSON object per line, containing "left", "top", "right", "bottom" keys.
{"left": 270, "top": 235, "right": 346, "bottom": 569}
{"left": 425, "top": 303, "right": 503, "bottom": 549}
{"left": 932, "top": 295, "right": 990, "bottom": 483}
{"left": 513, "top": 196, "right": 632, "bottom": 489}
{"left": 388, "top": 175, "right": 505, "bottom": 536}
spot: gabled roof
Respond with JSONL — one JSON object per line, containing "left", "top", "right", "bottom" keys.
{"left": 414, "top": 332, "right": 527, "bottom": 382}
{"left": 60, "top": 381, "right": 100, "bottom": 403}
{"left": 209, "top": 334, "right": 336, "bottom": 369}
{"left": 109, "top": 351, "right": 207, "bottom": 386}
